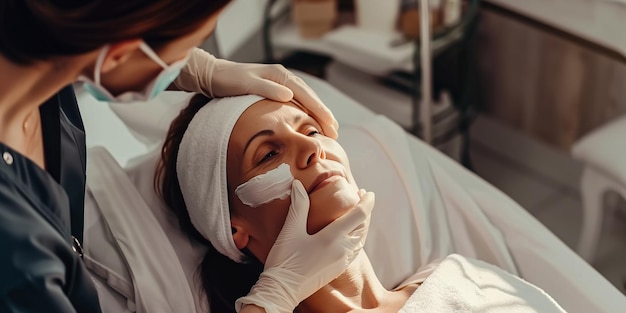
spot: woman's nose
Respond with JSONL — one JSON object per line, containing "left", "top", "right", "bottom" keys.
{"left": 296, "top": 135, "right": 325, "bottom": 168}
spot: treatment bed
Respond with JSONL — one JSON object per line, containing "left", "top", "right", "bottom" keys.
{"left": 78, "top": 71, "right": 626, "bottom": 312}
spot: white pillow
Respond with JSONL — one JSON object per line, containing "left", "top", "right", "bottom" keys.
{"left": 79, "top": 90, "right": 206, "bottom": 312}
{"left": 85, "top": 147, "right": 200, "bottom": 313}
{"left": 125, "top": 149, "right": 209, "bottom": 312}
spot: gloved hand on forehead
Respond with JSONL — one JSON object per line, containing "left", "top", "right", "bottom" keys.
{"left": 235, "top": 180, "right": 375, "bottom": 313}
{"left": 173, "top": 48, "right": 339, "bottom": 139}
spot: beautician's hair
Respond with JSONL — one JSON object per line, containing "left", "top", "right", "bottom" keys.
{"left": 0, "top": 0, "right": 230, "bottom": 64}
{"left": 156, "top": 94, "right": 263, "bottom": 313}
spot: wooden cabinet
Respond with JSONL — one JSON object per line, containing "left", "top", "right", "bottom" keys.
{"left": 478, "top": 8, "right": 626, "bottom": 150}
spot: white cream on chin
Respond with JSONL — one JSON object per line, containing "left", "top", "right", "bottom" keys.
{"left": 235, "top": 163, "right": 294, "bottom": 208}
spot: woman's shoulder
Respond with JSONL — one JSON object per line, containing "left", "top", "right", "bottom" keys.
{"left": 393, "top": 259, "right": 443, "bottom": 290}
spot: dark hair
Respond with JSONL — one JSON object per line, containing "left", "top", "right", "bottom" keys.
{"left": 155, "top": 94, "right": 263, "bottom": 312}
{"left": 0, "top": 0, "right": 230, "bottom": 65}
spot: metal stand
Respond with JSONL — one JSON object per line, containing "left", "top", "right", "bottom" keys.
{"left": 262, "top": 0, "right": 481, "bottom": 167}
{"left": 418, "top": 0, "right": 433, "bottom": 144}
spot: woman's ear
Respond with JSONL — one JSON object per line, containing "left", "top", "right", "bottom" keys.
{"left": 101, "top": 39, "right": 143, "bottom": 73}
{"left": 230, "top": 218, "right": 250, "bottom": 250}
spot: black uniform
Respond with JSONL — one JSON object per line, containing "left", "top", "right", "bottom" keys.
{"left": 0, "top": 86, "right": 102, "bottom": 312}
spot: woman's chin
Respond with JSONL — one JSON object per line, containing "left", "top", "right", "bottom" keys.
{"left": 307, "top": 179, "right": 360, "bottom": 233}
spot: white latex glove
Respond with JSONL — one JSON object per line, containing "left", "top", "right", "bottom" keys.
{"left": 235, "top": 180, "right": 374, "bottom": 313}
{"left": 173, "top": 48, "right": 338, "bottom": 139}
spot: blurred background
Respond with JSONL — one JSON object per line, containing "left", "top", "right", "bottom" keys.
{"left": 203, "top": 0, "right": 626, "bottom": 294}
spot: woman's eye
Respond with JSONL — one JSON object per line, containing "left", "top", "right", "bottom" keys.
{"left": 260, "top": 150, "right": 278, "bottom": 163}
{"left": 307, "top": 130, "right": 321, "bottom": 136}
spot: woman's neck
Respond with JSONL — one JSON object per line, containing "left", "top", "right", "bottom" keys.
{"left": 297, "top": 252, "right": 415, "bottom": 313}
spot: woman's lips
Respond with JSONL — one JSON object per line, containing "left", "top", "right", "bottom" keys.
{"left": 309, "top": 171, "right": 343, "bottom": 194}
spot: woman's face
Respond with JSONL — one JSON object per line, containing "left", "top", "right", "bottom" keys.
{"left": 227, "top": 100, "right": 360, "bottom": 263}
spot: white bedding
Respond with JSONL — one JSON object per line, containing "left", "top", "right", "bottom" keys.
{"left": 78, "top": 71, "right": 626, "bottom": 313}
{"left": 399, "top": 254, "right": 565, "bottom": 313}
{"left": 304, "top": 72, "right": 626, "bottom": 312}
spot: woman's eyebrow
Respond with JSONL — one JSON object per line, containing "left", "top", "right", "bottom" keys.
{"left": 244, "top": 129, "right": 274, "bottom": 156}
{"left": 242, "top": 114, "right": 306, "bottom": 155}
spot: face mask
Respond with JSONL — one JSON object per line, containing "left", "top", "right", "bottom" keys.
{"left": 78, "top": 42, "right": 190, "bottom": 103}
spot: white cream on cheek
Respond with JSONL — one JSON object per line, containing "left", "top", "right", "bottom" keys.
{"left": 235, "top": 163, "right": 294, "bottom": 208}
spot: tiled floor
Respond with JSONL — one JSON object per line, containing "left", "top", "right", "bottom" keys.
{"left": 468, "top": 117, "right": 626, "bottom": 295}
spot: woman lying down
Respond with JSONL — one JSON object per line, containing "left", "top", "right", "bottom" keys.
{"left": 157, "top": 94, "right": 566, "bottom": 313}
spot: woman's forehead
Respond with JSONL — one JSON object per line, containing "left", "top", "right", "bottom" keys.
{"left": 231, "top": 101, "right": 302, "bottom": 146}
{"left": 240, "top": 100, "right": 309, "bottom": 126}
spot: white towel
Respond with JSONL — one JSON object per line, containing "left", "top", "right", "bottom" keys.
{"left": 398, "top": 254, "right": 566, "bottom": 313}
{"left": 177, "top": 94, "right": 263, "bottom": 263}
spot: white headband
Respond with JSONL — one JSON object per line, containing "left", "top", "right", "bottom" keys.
{"left": 177, "top": 95, "right": 263, "bottom": 263}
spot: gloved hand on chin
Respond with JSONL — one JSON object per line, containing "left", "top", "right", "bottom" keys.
{"left": 235, "top": 180, "right": 375, "bottom": 313}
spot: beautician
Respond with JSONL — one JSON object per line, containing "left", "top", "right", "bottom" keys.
{"left": 0, "top": 1, "right": 374, "bottom": 312}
